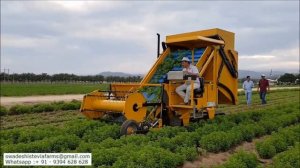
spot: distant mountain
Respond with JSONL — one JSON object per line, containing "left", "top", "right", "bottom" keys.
{"left": 98, "top": 71, "right": 143, "bottom": 77}
{"left": 238, "top": 70, "right": 285, "bottom": 79}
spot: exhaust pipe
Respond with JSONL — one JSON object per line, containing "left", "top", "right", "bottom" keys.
{"left": 162, "top": 42, "right": 167, "bottom": 51}
{"left": 157, "top": 33, "right": 160, "bottom": 58}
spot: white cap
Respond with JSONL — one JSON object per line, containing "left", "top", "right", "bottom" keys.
{"left": 181, "top": 57, "right": 190, "bottom": 62}
{"left": 261, "top": 74, "right": 266, "bottom": 77}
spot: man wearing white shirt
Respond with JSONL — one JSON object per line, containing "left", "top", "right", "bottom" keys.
{"left": 176, "top": 57, "right": 200, "bottom": 105}
{"left": 243, "top": 76, "right": 254, "bottom": 106}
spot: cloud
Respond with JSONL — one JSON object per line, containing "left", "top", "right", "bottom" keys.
{"left": 0, "top": 1, "right": 299, "bottom": 74}
{"left": 1, "top": 35, "right": 57, "bottom": 48}
{"left": 51, "top": 1, "right": 96, "bottom": 12}
{"left": 240, "top": 55, "right": 276, "bottom": 60}
{"left": 50, "top": 1, "right": 126, "bottom": 12}
{"left": 239, "top": 46, "right": 299, "bottom": 72}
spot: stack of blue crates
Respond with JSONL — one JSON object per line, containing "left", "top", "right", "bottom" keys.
{"left": 171, "top": 48, "right": 205, "bottom": 71}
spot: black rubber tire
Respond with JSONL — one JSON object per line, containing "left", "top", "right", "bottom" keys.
{"left": 120, "top": 120, "right": 139, "bottom": 136}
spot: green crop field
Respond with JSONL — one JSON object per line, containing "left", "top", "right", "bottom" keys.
{"left": 0, "top": 89, "right": 299, "bottom": 167}
{"left": 0, "top": 83, "right": 108, "bottom": 96}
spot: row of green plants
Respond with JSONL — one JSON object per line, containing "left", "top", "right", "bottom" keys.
{"left": 0, "top": 120, "right": 122, "bottom": 166}
{"left": 218, "top": 150, "right": 259, "bottom": 168}
{"left": 0, "top": 125, "right": 64, "bottom": 145}
{"left": 77, "top": 103, "right": 299, "bottom": 167}
{"left": 1, "top": 102, "right": 299, "bottom": 167}
{"left": 200, "top": 112, "right": 299, "bottom": 153}
{"left": 255, "top": 125, "right": 299, "bottom": 159}
{"left": 218, "top": 128, "right": 299, "bottom": 168}
{"left": 89, "top": 104, "right": 299, "bottom": 167}
{"left": 1, "top": 83, "right": 108, "bottom": 97}
{"left": 1, "top": 135, "right": 81, "bottom": 153}
{"left": 268, "top": 143, "right": 300, "bottom": 168}
{"left": 0, "top": 100, "right": 81, "bottom": 116}
{"left": 218, "top": 145, "right": 300, "bottom": 168}
{"left": 0, "top": 119, "right": 119, "bottom": 145}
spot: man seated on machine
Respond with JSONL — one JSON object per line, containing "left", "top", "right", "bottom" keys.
{"left": 175, "top": 57, "right": 200, "bottom": 105}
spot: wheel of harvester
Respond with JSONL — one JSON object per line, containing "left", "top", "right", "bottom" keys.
{"left": 120, "top": 120, "right": 139, "bottom": 136}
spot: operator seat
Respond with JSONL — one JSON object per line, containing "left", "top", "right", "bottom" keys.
{"left": 194, "top": 77, "right": 204, "bottom": 98}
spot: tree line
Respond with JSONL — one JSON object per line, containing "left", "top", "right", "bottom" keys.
{"left": 0, "top": 73, "right": 143, "bottom": 83}
{"left": 238, "top": 73, "right": 300, "bottom": 85}
{"left": 278, "top": 73, "right": 300, "bottom": 83}
{"left": 1, "top": 72, "right": 298, "bottom": 84}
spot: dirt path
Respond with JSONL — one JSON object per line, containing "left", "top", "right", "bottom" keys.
{"left": 0, "top": 94, "right": 84, "bottom": 106}
{"left": 0, "top": 86, "right": 298, "bottom": 106}
{"left": 182, "top": 137, "right": 268, "bottom": 168}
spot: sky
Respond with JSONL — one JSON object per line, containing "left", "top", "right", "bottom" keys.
{"left": 1, "top": 1, "right": 299, "bottom": 75}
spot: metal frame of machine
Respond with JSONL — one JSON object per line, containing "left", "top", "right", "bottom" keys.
{"left": 80, "top": 28, "right": 238, "bottom": 135}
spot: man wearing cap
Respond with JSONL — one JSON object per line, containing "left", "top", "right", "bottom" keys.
{"left": 175, "top": 57, "right": 200, "bottom": 105}
{"left": 243, "top": 76, "right": 254, "bottom": 106}
{"left": 257, "top": 74, "right": 270, "bottom": 104}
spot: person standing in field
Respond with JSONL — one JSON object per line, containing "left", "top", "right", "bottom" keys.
{"left": 257, "top": 74, "right": 270, "bottom": 104}
{"left": 243, "top": 76, "right": 254, "bottom": 106}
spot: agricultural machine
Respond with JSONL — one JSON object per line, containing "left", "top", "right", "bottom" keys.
{"left": 80, "top": 28, "right": 238, "bottom": 135}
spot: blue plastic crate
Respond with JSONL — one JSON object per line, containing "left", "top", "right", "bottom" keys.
{"left": 158, "top": 79, "right": 164, "bottom": 83}
{"left": 143, "top": 93, "right": 156, "bottom": 101}
{"left": 172, "top": 67, "right": 183, "bottom": 71}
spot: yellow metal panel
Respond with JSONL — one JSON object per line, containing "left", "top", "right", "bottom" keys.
{"left": 80, "top": 91, "right": 124, "bottom": 119}
{"left": 196, "top": 46, "right": 213, "bottom": 69}
{"left": 178, "top": 110, "right": 191, "bottom": 126}
{"left": 124, "top": 92, "right": 147, "bottom": 122}
{"left": 166, "top": 28, "right": 235, "bottom": 49}
{"left": 92, "top": 100, "right": 125, "bottom": 112}
{"left": 111, "top": 83, "right": 140, "bottom": 99}
{"left": 218, "top": 88, "right": 233, "bottom": 104}
{"left": 217, "top": 50, "right": 238, "bottom": 104}
{"left": 166, "top": 35, "right": 211, "bottom": 43}
{"left": 207, "top": 107, "right": 215, "bottom": 119}
{"left": 192, "top": 48, "right": 194, "bottom": 64}
{"left": 166, "top": 35, "right": 225, "bottom": 48}
{"left": 195, "top": 90, "right": 208, "bottom": 108}
{"left": 213, "top": 47, "right": 219, "bottom": 105}
{"left": 167, "top": 81, "right": 184, "bottom": 106}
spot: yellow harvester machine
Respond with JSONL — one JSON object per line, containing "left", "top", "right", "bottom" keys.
{"left": 80, "top": 28, "right": 238, "bottom": 135}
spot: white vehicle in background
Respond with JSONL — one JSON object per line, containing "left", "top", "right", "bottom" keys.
{"left": 267, "top": 69, "right": 279, "bottom": 86}
{"left": 267, "top": 78, "right": 278, "bottom": 86}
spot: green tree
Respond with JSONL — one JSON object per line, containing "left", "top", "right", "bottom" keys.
{"left": 278, "top": 73, "right": 296, "bottom": 83}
